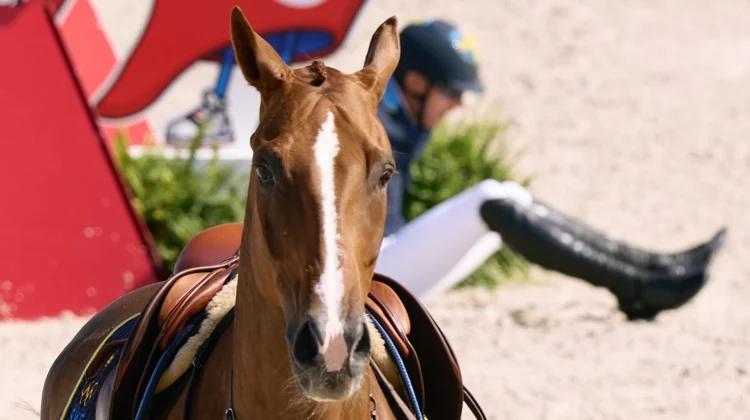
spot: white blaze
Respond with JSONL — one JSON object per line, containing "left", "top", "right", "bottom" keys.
{"left": 312, "top": 111, "right": 345, "bottom": 351}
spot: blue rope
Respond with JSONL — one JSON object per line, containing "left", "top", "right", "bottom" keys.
{"left": 366, "top": 311, "right": 424, "bottom": 420}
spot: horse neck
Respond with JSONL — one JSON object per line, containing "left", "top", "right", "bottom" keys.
{"left": 230, "top": 214, "right": 375, "bottom": 419}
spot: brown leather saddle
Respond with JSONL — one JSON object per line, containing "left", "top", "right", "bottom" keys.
{"left": 95, "top": 223, "right": 486, "bottom": 419}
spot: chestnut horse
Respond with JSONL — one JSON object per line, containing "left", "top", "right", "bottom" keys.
{"left": 39, "top": 7, "right": 461, "bottom": 420}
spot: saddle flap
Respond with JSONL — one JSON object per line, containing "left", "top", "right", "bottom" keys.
{"left": 158, "top": 267, "right": 235, "bottom": 349}
{"left": 366, "top": 280, "right": 411, "bottom": 354}
{"left": 372, "top": 272, "right": 464, "bottom": 420}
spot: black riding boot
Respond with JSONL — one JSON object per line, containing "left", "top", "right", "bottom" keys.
{"left": 479, "top": 197, "right": 723, "bottom": 320}
{"left": 528, "top": 198, "right": 727, "bottom": 274}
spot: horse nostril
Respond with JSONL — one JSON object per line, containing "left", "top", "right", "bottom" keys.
{"left": 293, "top": 320, "right": 322, "bottom": 367}
{"left": 352, "top": 321, "right": 371, "bottom": 357}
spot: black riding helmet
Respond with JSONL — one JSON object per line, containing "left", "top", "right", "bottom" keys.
{"left": 393, "top": 19, "right": 484, "bottom": 126}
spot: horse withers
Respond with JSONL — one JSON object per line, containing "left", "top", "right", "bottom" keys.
{"left": 40, "top": 7, "right": 485, "bottom": 420}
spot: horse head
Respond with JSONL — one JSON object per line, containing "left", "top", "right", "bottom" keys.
{"left": 230, "top": 6, "right": 399, "bottom": 402}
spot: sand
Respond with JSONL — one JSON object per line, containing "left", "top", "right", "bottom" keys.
{"left": 2, "top": 0, "right": 749, "bottom": 419}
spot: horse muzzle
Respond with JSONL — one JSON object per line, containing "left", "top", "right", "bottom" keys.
{"left": 288, "top": 315, "right": 371, "bottom": 401}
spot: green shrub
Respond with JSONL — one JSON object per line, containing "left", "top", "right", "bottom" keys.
{"left": 403, "top": 115, "right": 533, "bottom": 289}
{"left": 111, "top": 113, "right": 532, "bottom": 288}
{"left": 112, "top": 130, "right": 248, "bottom": 273}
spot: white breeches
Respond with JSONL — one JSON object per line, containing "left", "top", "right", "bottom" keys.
{"left": 374, "top": 179, "right": 533, "bottom": 301}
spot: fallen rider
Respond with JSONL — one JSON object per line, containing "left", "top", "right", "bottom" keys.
{"left": 370, "top": 18, "right": 727, "bottom": 320}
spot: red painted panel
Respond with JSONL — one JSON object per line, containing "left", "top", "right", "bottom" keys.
{"left": 22, "top": 0, "right": 67, "bottom": 14}
{"left": 0, "top": 4, "right": 164, "bottom": 320}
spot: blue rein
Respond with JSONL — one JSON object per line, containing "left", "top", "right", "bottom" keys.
{"left": 366, "top": 310, "right": 424, "bottom": 420}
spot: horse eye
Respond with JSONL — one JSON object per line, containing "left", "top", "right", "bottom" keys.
{"left": 379, "top": 165, "right": 394, "bottom": 188}
{"left": 256, "top": 164, "right": 275, "bottom": 186}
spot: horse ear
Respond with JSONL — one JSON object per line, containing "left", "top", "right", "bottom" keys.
{"left": 355, "top": 16, "right": 400, "bottom": 102}
{"left": 230, "top": 6, "right": 291, "bottom": 94}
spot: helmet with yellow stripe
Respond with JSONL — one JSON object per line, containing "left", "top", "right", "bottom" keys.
{"left": 394, "top": 18, "right": 484, "bottom": 94}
